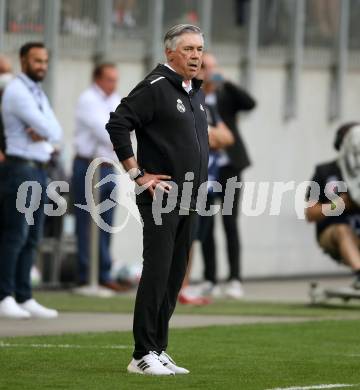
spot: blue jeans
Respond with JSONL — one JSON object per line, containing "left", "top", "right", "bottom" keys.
{"left": 72, "top": 158, "right": 116, "bottom": 284}
{"left": 0, "top": 160, "right": 47, "bottom": 302}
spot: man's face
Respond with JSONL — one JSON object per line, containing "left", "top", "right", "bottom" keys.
{"left": 21, "top": 47, "right": 48, "bottom": 82}
{"left": 166, "top": 33, "right": 204, "bottom": 80}
{"left": 201, "top": 53, "right": 218, "bottom": 81}
{"left": 96, "top": 66, "right": 118, "bottom": 96}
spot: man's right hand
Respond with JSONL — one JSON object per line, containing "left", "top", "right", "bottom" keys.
{"left": 135, "top": 173, "right": 172, "bottom": 198}
{"left": 26, "top": 127, "right": 46, "bottom": 142}
{"left": 0, "top": 150, "right": 5, "bottom": 163}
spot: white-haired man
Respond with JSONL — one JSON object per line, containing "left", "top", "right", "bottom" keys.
{"left": 106, "top": 24, "right": 208, "bottom": 375}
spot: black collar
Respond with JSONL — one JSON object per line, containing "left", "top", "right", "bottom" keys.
{"left": 149, "top": 64, "right": 203, "bottom": 92}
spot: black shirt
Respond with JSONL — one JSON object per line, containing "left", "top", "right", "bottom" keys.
{"left": 106, "top": 64, "right": 209, "bottom": 209}
{"left": 306, "top": 160, "right": 360, "bottom": 238}
{"left": 216, "top": 81, "right": 256, "bottom": 172}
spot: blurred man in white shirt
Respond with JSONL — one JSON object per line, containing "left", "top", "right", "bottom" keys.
{"left": 0, "top": 42, "right": 62, "bottom": 319}
{"left": 72, "top": 63, "right": 125, "bottom": 291}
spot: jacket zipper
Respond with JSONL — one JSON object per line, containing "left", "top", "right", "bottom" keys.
{"left": 188, "top": 93, "right": 202, "bottom": 208}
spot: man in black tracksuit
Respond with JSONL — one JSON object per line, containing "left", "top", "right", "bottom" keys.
{"left": 106, "top": 24, "right": 208, "bottom": 376}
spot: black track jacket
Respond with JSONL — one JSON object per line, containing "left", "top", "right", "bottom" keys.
{"left": 106, "top": 64, "right": 209, "bottom": 208}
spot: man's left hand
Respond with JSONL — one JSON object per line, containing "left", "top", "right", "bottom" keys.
{"left": 136, "top": 173, "right": 172, "bottom": 198}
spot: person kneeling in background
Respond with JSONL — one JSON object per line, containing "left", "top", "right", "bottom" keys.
{"left": 305, "top": 122, "right": 360, "bottom": 289}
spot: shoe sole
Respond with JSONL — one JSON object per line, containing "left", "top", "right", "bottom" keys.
{"left": 159, "top": 360, "right": 190, "bottom": 374}
{"left": 127, "top": 364, "right": 174, "bottom": 376}
{"left": 0, "top": 313, "right": 31, "bottom": 319}
{"left": 26, "top": 314, "right": 58, "bottom": 319}
{"left": 168, "top": 368, "right": 189, "bottom": 374}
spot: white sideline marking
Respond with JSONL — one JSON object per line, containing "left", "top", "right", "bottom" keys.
{"left": 266, "top": 384, "right": 356, "bottom": 390}
{"left": 0, "top": 342, "right": 132, "bottom": 350}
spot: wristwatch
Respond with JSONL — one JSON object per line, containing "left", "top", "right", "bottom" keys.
{"left": 128, "top": 167, "right": 145, "bottom": 181}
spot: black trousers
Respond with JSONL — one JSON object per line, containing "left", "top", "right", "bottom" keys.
{"left": 133, "top": 205, "right": 196, "bottom": 359}
{"left": 200, "top": 166, "right": 242, "bottom": 283}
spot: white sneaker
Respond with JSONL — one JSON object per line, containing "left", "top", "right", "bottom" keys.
{"left": 127, "top": 351, "right": 175, "bottom": 376}
{"left": 197, "top": 281, "right": 222, "bottom": 297}
{"left": 210, "top": 284, "right": 223, "bottom": 298}
{"left": 224, "top": 280, "right": 244, "bottom": 299}
{"left": 19, "top": 299, "right": 58, "bottom": 319}
{"left": 158, "top": 351, "right": 189, "bottom": 374}
{"left": 0, "top": 296, "right": 30, "bottom": 319}
{"left": 197, "top": 280, "right": 221, "bottom": 297}
{"left": 196, "top": 281, "right": 213, "bottom": 295}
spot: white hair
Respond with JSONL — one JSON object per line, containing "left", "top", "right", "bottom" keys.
{"left": 164, "top": 24, "right": 204, "bottom": 51}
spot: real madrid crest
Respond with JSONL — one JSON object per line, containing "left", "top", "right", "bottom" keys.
{"left": 177, "top": 99, "right": 186, "bottom": 113}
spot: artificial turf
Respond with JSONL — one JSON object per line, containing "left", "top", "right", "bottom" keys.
{"left": 1, "top": 320, "right": 360, "bottom": 390}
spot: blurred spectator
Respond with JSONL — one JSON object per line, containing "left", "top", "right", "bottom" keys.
{"left": 72, "top": 63, "right": 127, "bottom": 292}
{"left": 235, "top": 0, "right": 250, "bottom": 26}
{"left": 168, "top": 0, "right": 199, "bottom": 26}
{"left": 305, "top": 122, "right": 360, "bottom": 290}
{"left": 258, "top": 0, "right": 292, "bottom": 45}
{"left": 114, "top": 0, "right": 137, "bottom": 28}
{"left": 0, "top": 55, "right": 13, "bottom": 163}
{"left": 60, "top": 0, "right": 97, "bottom": 37}
{"left": 178, "top": 245, "right": 211, "bottom": 305}
{"left": 0, "top": 42, "right": 62, "bottom": 319}
{"left": 6, "top": 0, "right": 44, "bottom": 33}
{"left": 178, "top": 64, "right": 234, "bottom": 305}
{"left": 197, "top": 52, "right": 256, "bottom": 299}
{"left": 184, "top": 0, "right": 199, "bottom": 23}
{"left": 311, "top": 0, "right": 339, "bottom": 39}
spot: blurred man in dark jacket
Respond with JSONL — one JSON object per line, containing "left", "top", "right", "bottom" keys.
{"left": 198, "top": 52, "right": 256, "bottom": 299}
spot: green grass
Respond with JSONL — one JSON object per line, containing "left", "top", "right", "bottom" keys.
{"left": 1, "top": 320, "right": 360, "bottom": 389}
{"left": 33, "top": 291, "right": 360, "bottom": 319}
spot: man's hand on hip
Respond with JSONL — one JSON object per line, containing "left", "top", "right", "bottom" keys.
{"left": 136, "top": 173, "right": 172, "bottom": 198}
